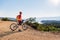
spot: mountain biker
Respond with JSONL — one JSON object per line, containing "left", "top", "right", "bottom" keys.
{"left": 16, "top": 11, "right": 22, "bottom": 25}
{"left": 10, "top": 12, "right": 27, "bottom": 31}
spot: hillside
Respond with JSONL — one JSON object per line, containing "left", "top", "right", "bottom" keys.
{"left": 0, "top": 21, "right": 60, "bottom": 40}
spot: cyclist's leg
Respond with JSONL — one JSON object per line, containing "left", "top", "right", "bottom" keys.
{"left": 17, "top": 21, "right": 21, "bottom": 25}
{"left": 19, "top": 21, "right": 22, "bottom": 25}
{"left": 18, "top": 21, "right": 22, "bottom": 31}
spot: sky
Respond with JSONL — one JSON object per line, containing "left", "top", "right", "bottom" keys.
{"left": 0, "top": 0, "right": 60, "bottom": 19}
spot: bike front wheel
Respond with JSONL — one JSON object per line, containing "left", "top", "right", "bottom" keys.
{"left": 22, "top": 24, "right": 28, "bottom": 30}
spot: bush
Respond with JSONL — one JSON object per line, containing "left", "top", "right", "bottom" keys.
{"left": 31, "top": 22, "right": 39, "bottom": 29}
{"left": 48, "top": 26, "right": 57, "bottom": 31}
{"left": 1, "top": 17, "right": 9, "bottom": 21}
{"left": 56, "top": 28, "right": 60, "bottom": 31}
{"left": 37, "top": 24, "right": 49, "bottom": 31}
{"left": 37, "top": 25, "right": 58, "bottom": 31}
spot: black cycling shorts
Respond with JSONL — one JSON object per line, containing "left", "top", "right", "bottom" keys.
{"left": 18, "top": 21, "right": 22, "bottom": 25}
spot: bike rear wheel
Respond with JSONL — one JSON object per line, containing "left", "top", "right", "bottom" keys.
{"left": 10, "top": 23, "right": 18, "bottom": 31}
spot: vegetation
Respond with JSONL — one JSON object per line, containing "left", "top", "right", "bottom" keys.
{"left": 1, "top": 17, "right": 10, "bottom": 21}
{"left": 25, "top": 17, "right": 60, "bottom": 32}
{"left": 1, "top": 17, "right": 16, "bottom": 21}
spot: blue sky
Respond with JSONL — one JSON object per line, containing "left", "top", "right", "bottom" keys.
{"left": 0, "top": 0, "right": 60, "bottom": 19}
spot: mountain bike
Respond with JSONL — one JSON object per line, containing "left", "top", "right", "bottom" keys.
{"left": 10, "top": 20, "right": 28, "bottom": 31}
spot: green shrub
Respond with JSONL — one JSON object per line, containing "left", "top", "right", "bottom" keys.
{"left": 37, "top": 24, "right": 46, "bottom": 31}
{"left": 37, "top": 25, "right": 58, "bottom": 31}
{"left": 1, "top": 17, "right": 9, "bottom": 21}
{"left": 31, "top": 22, "right": 39, "bottom": 29}
{"left": 56, "top": 28, "right": 60, "bottom": 31}
{"left": 48, "top": 26, "right": 58, "bottom": 31}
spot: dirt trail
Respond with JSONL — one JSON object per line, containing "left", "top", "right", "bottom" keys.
{"left": 0, "top": 21, "right": 60, "bottom": 40}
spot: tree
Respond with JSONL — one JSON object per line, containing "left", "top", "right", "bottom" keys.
{"left": 26, "top": 17, "right": 36, "bottom": 23}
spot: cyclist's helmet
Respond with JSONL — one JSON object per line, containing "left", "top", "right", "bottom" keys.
{"left": 19, "top": 11, "right": 22, "bottom": 14}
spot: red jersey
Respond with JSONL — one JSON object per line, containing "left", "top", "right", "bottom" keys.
{"left": 16, "top": 15, "right": 22, "bottom": 21}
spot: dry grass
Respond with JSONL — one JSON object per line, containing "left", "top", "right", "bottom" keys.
{"left": 0, "top": 21, "right": 60, "bottom": 40}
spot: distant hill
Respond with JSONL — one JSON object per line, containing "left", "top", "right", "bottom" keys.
{"left": 0, "top": 17, "right": 16, "bottom": 21}
{"left": 41, "top": 20, "right": 60, "bottom": 24}
{"left": 36, "top": 17, "right": 60, "bottom": 23}
{"left": 0, "top": 17, "right": 60, "bottom": 23}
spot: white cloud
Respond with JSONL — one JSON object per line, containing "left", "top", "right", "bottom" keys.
{"left": 49, "top": 0, "right": 60, "bottom": 6}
